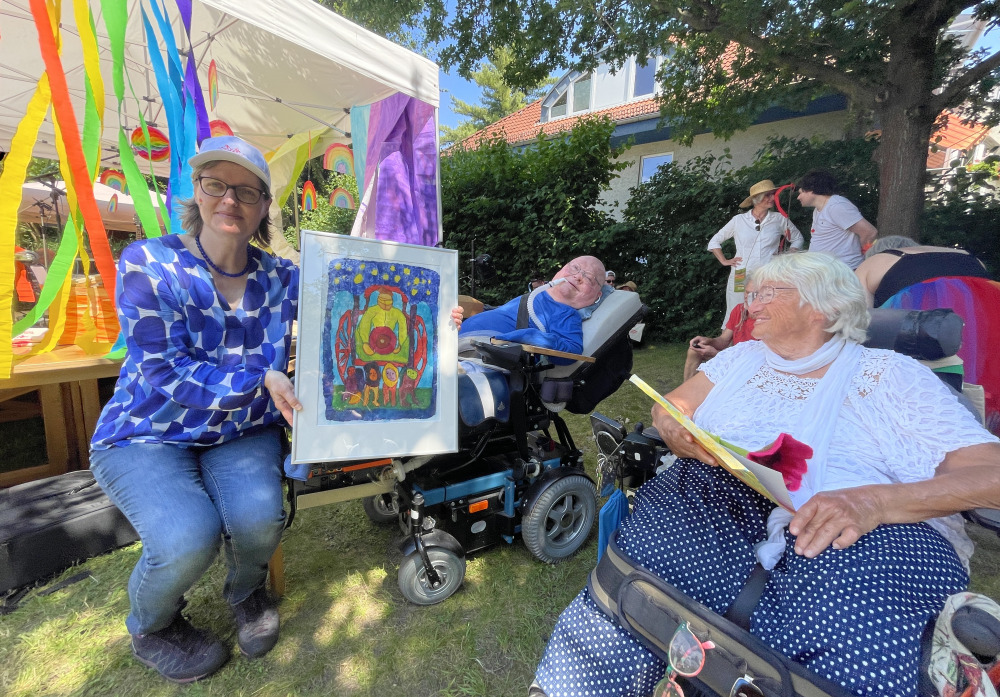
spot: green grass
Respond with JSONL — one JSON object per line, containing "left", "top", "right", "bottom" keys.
{"left": 2, "top": 343, "right": 999, "bottom": 697}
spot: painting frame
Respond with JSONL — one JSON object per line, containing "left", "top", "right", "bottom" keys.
{"left": 292, "top": 230, "right": 459, "bottom": 464}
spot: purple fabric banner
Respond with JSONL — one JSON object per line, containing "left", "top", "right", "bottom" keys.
{"left": 364, "top": 94, "right": 438, "bottom": 247}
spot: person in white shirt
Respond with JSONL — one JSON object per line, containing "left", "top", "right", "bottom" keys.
{"left": 708, "top": 179, "right": 803, "bottom": 327}
{"left": 796, "top": 169, "right": 878, "bottom": 269}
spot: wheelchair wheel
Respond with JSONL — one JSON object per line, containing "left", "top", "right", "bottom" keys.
{"left": 362, "top": 493, "right": 398, "bottom": 524}
{"left": 522, "top": 474, "right": 596, "bottom": 564}
{"left": 397, "top": 548, "right": 465, "bottom": 605}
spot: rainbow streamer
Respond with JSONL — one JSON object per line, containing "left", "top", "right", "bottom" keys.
{"left": 301, "top": 180, "right": 318, "bottom": 211}
{"left": 207, "top": 59, "right": 218, "bottom": 110}
{"left": 209, "top": 119, "right": 233, "bottom": 137}
{"left": 99, "top": 168, "right": 128, "bottom": 192}
{"left": 131, "top": 125, "right": 170, "bottom": 162}
{"left": 323, "top": 143, "right": 354, "bottom": 175}
{"left": 108, "top": 193, "right": 119, "bottom": 212}
{"left": 330, "top": 187, "right": 355, "bottom": 209}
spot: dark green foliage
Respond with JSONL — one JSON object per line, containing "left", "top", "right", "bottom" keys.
{"left": 922, "top": 155, "right": 1000, "bottom": 274}
{"left": 441, "top": 117, "right": 626, "bottom": 305}
{"left": 593, "top": 135, "right": 997, "bottom": 342}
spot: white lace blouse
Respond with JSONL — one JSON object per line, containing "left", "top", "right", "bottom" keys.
{"left": 697, "top": 341, "right": 999, "bottom": 569}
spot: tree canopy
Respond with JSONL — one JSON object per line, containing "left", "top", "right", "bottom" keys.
{"left": 440, "top": 48, "right": 555, "bottom": 147}
{"left": 331, "top": 0, "right": 1000, "bottom": 239}
{"left": 439, "top": 0, "right": 1000, "bottom": 237}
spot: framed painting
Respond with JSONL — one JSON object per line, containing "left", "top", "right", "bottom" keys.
{"left": 292, "top": 231, "right": 459, "bottom": 463}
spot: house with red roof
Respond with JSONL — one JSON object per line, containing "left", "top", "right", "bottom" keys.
{"left": 454, "top": 53, "right": 998, "bottom": 216}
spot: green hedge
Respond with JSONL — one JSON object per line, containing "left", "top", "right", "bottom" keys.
{"left": 440, "top": 131, "right": 998, "bottom": 342}
{"left": 441, "top": 117, "right": 626, "bottom": 306}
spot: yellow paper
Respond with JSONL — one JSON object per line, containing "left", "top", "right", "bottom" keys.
{"left": 629, "top": 374, "right": 792, "bottom": 510}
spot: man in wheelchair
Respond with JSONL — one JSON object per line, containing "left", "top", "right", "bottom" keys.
{"left": 288, "top": 255, "right": 645, "bottom": 605}
{"left": 533, "top": 253, "right": 1000, "bottom": 697}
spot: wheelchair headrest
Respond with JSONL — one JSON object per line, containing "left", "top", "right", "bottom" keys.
{"left": 864, "top": 308, "right": 963, "bottom": 361}
{"left": 545, "top": 290, "right": 645, "bottom": 379}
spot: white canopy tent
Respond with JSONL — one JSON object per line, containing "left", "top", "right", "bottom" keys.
{"left": 0, "top": 0, "right": 440, "bottom": 215}
{"left": 18, "top": 180, "right": 163, "bottom": 233}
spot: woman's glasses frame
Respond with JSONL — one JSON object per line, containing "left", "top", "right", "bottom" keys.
{"left": 197, "top": 176, "right": 269, "bottom": 205}
{"left": 652, "top": 621, "right": 716, "bottom": 697}
{"left": 744, "top": 285, "right": 795, "bottom": 307}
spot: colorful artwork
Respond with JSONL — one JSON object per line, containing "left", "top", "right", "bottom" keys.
{"left": 108, "top": 193, "right": 119, "bottom": 212}
{"left": 321, "top": 257, "right": 439, "bottom": 422}
{"left": 209, "top": 119, "right": 233, "bottom": 137}
{"left": 292, "top": 232, "right": 459, "bottom": 464}
{"left": 131, "top": 126, "right": 170, "bottom": 162}
{"left": 207, "top": 59, "right": 219, "bottom": 110}
{"left": 301, "top": 180, "right": 317, "bottom": 211}
{"left": 330, "top": 187, "right": 355, "bottom": 209}
{"left": 99, "top": 169, "right": 128, "bottom": 193}
{"left": 323, "top": 143, "right": 353, "bottom": 174}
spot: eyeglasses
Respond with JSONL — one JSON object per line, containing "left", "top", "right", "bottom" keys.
{"left": 744, "top": 285, "right": 796, "bottom": 306}
{"left": 567, "top": 262, "right": 600, "bottom": 288}
{"left": 605, "top": 278, "right": 615, "bottom": 284}
{"left": 197, "top": 176, "right": 269, "bottom": 205}
{"left": 652, "top": 622, "right": 716, "bottom": 697}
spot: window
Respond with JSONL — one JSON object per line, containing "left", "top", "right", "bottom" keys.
{"left": 550, "top": 92, "right": 568, "bottom": 119}
{"left": 633, "top": 59, "right": 656, "bottom": 98}
{"left": 640, "top": 153, "right": 673, "bottom": 183}
{"left": 573, "top": 75, "right": 592, "bottom": 113}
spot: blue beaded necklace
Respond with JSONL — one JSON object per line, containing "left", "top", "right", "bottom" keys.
{"left": 195, "top": 235, "right": 253, "bottom": 278}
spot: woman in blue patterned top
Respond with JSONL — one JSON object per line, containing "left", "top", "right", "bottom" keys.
{"left": 89, "top": 136, "right": 300, "bottom": 683}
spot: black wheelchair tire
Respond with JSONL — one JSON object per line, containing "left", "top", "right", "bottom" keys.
{"left": 522, "top": 474, "right": 596, "bottom": 564}
{"left": 362, "top": 493, "right": 399, "bottom": 524}
{"left": 397, "top": 548, "right": 466, "bottom": 605}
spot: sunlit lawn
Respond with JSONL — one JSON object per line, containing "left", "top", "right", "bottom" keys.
{"left": 2, "top": 343, "right": 999, "bottom": 697}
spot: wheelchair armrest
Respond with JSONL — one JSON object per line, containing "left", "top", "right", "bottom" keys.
{"left": 471, "top": 339, "right": 526, "bottom": 370}
{"left": 488, "top": 337, "right": 595, "bottom": 363}
{"left": 963, "top": 508, "right": 1000, "bottom": 536}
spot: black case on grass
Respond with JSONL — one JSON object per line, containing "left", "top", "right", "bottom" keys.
{"left": 0, "top": 470, "right": 138, "bottom": 594}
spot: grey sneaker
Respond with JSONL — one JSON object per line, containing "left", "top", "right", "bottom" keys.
{"left": 233, "top": 586, "right": 279, "bottom": 658}
{"left": 131, "top": 614, "right": 229, "bottom": 683}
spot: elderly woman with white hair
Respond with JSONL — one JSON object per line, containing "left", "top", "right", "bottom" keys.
{"left": 532, "top": 252, "right": 1000, "bottom": 697}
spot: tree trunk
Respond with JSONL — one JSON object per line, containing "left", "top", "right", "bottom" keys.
{"left": 873, "top": 102, "right": 935, "bottom": 240}
{"left": 872, "top": 26, "right": 940, "bottom": 241}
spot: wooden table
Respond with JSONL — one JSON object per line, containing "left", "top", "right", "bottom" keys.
{"left": 0, "top": 346, "right": 123, "bottom": 487}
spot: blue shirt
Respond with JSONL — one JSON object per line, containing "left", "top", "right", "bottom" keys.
{"left": 459, "top": 291, "right": 584, "bottom": 356}
{"left": 91, "top": 234, "right": 298, "bottom": 450}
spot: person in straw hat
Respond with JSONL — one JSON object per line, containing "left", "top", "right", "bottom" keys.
{"left": 707, "top": 179, "right": 803, "bottom": 327}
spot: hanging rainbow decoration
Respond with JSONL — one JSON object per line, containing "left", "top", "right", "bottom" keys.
{"left": 330, "top": 187, "right": 355, "bottom": 209}
{"left": 99, "top": 169, "right": 128, "bottom": 193}
{"left": 207, "top": 59, "right": 219, "bottom": 110}
{"left": 108, "top": 194, "right": 119, "bottom": 213}
{"left": 131, "top": 126, "right": 170, "bottom": 162}
{"left": 209, "top": 119, "right": 233, "bottom": 137}
{"left": 301, "top": 180, "right": 318, "bottom": 211}
{"left": 323, "top": 143, "right": 354, "bottom": 175}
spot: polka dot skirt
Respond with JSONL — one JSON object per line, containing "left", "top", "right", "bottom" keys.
{"left": 535, "top": 459, "right": 969, "bottom": 697}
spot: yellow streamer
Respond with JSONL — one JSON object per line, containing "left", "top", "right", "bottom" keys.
{"left": 0, "top": 77, "right": 53, "bottom": 378}
{"left": 72, "top": 0, "right": 104, "bottom": 134}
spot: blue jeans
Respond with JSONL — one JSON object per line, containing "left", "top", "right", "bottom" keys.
{"left": 90, "top": 427, "right": 286, "bottom": 635}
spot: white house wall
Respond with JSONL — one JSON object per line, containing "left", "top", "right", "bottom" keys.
{"left": 600, "top": 110, "right": 851, "bottom": 218}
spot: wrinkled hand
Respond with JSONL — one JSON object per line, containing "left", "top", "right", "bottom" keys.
{"left": 451, "top": 306, "right": 464, "bottom": 329}
{"left": 788, "top": 487, "right": 884, "bottom": 558}
{"left": 651, "top": 403, "right": 717, "bottom": 466}
{"left": 264, "top": 370, "right": 302, "bottom": 423}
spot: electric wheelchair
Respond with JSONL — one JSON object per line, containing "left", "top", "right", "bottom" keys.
{"left": 285, "top": 288, "right": 645, "bottom": 605}
{"left": 581, "top": 307, "right": 1000, "bottom": 697}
